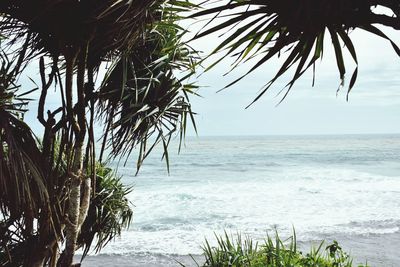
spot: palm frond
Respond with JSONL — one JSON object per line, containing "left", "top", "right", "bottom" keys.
{"left": 0, "top": 48, "right": 47, "bottom": 217}
{"left": 192, "top": 0, "right": 400, "bottom": 105}
{"left": 78, "top": 163, "right": 133, "bottom": 259}
{"left": 0, "top": 49, "right": 52, "bottom": 267}
{"left": 98, "top": 2, "right": 198, "bottom": 172}
{"left": 0, "top": 0, "right": 173, "bottom": 68}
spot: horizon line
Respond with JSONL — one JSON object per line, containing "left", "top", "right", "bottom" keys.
{"left": 183, "top": 132, "right": 400, "bottom": 138}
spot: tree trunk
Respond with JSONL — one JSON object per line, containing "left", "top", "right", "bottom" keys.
{"left": 62, "top": 146, "right": 83, "bottom": 267}
{"left": 59, "top": 45, "right": 91, "bottom": 267}
{"left": 24, "top": 242, "right": 46, "bottom": 267}
{"left": 59, "top": 53, "right": 81, "bottom": 267}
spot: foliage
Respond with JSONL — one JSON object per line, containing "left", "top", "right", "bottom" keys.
{"left": 0, "top": 50, "right": 49, "bottom": 267}
{"left": 190, "top": 231, "right": 369, "bottom": 267}
{"left": 0, "top": 0, "right": 198, "bottom": 266}
{"left": 0, "top": 0, "right": 160, "bottom": 66}
{"left": 78, "top": 163, "right": 133, "bottom": 259}
{"left": 97, "top": 3, "right": 198, "bottom": 171}
{"left": 192, "top": 0, "right": 400, "bottom": 105}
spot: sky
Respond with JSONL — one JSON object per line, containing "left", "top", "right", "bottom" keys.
{"left": 185, "top": 24, "right": 400, "bottom": 136}
{"left": 21, "top": 8, "right": 400, "bottom": 137}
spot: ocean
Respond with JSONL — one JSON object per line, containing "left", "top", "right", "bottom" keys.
{"left": 82, "top": 134, "right": 400, "bottom": 266}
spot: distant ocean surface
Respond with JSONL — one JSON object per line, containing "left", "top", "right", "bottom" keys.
{"left": 82, "top": 134, "right": 400, "bottom": 266}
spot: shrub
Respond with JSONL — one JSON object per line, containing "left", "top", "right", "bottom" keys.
{"left": 189, "top": 230, "right": 369, "bottom": 267}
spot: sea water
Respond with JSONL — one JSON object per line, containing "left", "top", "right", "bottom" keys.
{"left": 84, "top": 134, "right": 400, "bottom": 266}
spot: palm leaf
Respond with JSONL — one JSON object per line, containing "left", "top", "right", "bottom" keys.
{"left": 192, "top": 0, "right": 400, "bottom": 104}
{"left": 78, "top": 163, "right": 133, "bottom": 259}
{"left": 97, "top": 2, "right": 198, "bottom": 172}
{"left": 0, "top": 50, "right": 54, "bottom": 267}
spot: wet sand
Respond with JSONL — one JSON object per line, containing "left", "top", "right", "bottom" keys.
{"left": 318, "top": 232, "right": 400, "bottom": 267}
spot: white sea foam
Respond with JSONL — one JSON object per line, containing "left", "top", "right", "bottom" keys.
{"left": 91, "top": 135, "right": 400, "bottom": 256}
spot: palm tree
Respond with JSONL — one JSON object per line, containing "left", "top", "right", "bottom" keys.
{"left": 0, "top": 1, "right": 197, "bottom": 266}
{"left": 192, "top": 0, "right": 400, "bottom": 105}
{"left": 0, "top": 46, "right": 52, "bottom": 267}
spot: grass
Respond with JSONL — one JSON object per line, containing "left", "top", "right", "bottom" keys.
{"left": 185, "top": 230, "right": 369, "bottom": 267}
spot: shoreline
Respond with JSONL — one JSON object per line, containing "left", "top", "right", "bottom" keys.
{"left": 80, "top": 231, "right": 400, "bottom": 266}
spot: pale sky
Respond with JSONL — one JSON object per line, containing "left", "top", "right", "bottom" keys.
{"left": 185, "top": 24, "right": 400, "bottom": 136}
{"left": 21, "top": 13, "right": 400, "bottom": 137}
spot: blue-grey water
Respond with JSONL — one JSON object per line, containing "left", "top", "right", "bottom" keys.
{"left": 83, "top": 134, "right": 400, "bottom": 266}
